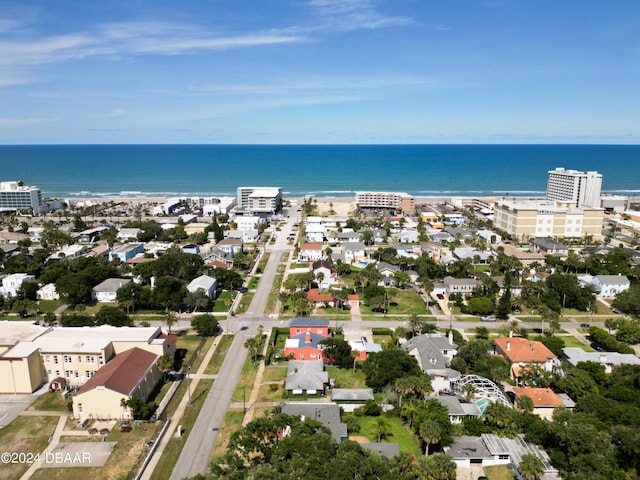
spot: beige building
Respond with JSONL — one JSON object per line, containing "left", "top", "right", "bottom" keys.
{"left": 73, "top": 347, "right": 160, "bottom": 420}
{"left": 493, "top": 199, "right": 604, "bottom": 242}
{"left": 355, "top": 191, "right": 415, "bottom": 213}
{"left": 0, "top": 324, "right": 175, "bottom": 394}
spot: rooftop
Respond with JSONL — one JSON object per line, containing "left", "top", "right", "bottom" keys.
{"left": 494, "top": 337, "right": 557, "bottom": 363}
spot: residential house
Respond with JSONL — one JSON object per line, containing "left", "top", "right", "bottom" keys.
{"left": 109, "top": 242, "right": 144, "bottom": 262}
{"left": 206, "top": 248, "right": 234, "bottom": 268}
{"left": 532, "top": 237, "right": 570, "bottom": 255}
{"left": 234, "top": 215, "right": 264, "bottom": 231}
{"left": 419, "top": 241, "right": 444, "bottom": 263}
{"left": 0, "top": 273, "right": 36, "bottom": 298}
{"left": 393, "top": 244, "right": 418, "bottom": 258}
{"left": 297, "top": 243, "right": 324, "bottom": 263}
{"left": 443, "top": 276, "right": 478, "bottom": 297}
{"left": 281, "top": 402, "right": 348, "bottom": 443}
{"left": 92, "top": 278, "right": 131, "bottom": 303}
{"left": 181, "top": 244, "right": 200, "bottom": 255}
{"left": 330, "top": 388, "right": 374, "bottom": 403}
{"left": 402, "top": 333, "right": 458, "bottom": 393}
{"left": 562, "top": 347, "right": 640, "bottom": 373}
{"left": 72, "top": 347, "right": 160, "bottom": 420}
{"left": 429, "top": 396, "right": 481, "bottom": 424}
{"left": 376, "top": 261, "right": 400, "bottom": 287}
{"left": 492, "top": 244, "right": 545, "bottom": 268}
{"left": 453, "top": 247, "right": 494, "bottom": 264}
{"left": 348, "top": 337, "right": 382, "bottom": 362}
{"left": 216, "top": 238, "right": 244, "bottom": 256}
{"left": 305, "top": 223, "right": 326, "bottom": 243}
{"left": 285, "top": 318, "right": 330, "bottom": 360}
{"left": 342, "top": 242, "right": 366, "bottom": 264}
{"left": 326, "top": 230, "right": 361, "bottom": 243}
{"left": 493, "top": 337, "right": 559, "bottom": 381}
{"left": 492, "top": 276, "right": 523, "bottom": 298}
{"left": 186, "top": 275, "right": 217, "bottom": 299}
{"left": 477, "top": 229, "right": 502, "bottom": 244}
{"left": 511, "top": 387, "right": 569, "bottom": 421}
{"left": 430, "top": 232, "right": 455, "bottom": 243}
{"left": 592, "top": 274, "right": 630, "bottom": 297}
{"left": 306, "top": 289, "right": 333, "bottom": 308}
{"left": 284, "top": 361, "right": 329, "bottom": 395}
{"left": 359, "top": 228, "right": 386, "bottom": 243}
{"left": 312, "top": 260, "right": 338, "bottom": 290}
{"left": 47, "top": 244, "right": 89, "bottom": 262}
{"left": 117, "top": 228, "right": 142, "bottom": 241}
{"left": 446, "top": 434, "right": 558, "bottom": 477}
{"left": 36, "top": 283, "right": 59, "bottom": 301}
{"left": 396, "top": 229, "right": 419, "bottom": 243}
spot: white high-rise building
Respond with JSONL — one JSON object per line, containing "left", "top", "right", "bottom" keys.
{"left": 236, "top": 187, "right": 282, "bottom": 214}
{"left": 546, "top": 168, "right": 602, "bottom": 208}
{"left": 0, "top": 181, "right": 43, "bottom": 214}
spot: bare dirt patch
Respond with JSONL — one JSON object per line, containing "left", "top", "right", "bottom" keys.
{"left": 349, "top": 435, "right": 370, "bottom": 443}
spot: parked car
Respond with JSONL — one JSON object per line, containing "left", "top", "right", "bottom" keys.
{"left": 436, "top": 293, "right": 445, "bottom": 300}
{"left": 481, "top": 315, "right": 496, "bottom": 322}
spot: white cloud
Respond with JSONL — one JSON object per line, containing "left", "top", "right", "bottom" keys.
{"left": 306, "top": 0, "right": 413, "bottom": 31}
{"left": 0, "top": 21, "right": 305, "bottom": 67}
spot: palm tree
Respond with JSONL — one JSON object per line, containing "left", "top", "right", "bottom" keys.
{"left": 156, "top": 354, "right": 174, "bottom": 380}
{"left": 518, "top": 453, "right": 544, "bottom": 480}
{"left": 394, "top": 377, "right": 414, "bottom": 409}
{"left": 164, "top": 310, "right": 178, "bottom": 334}
{"left": 516, "top": 394, "right": 534, "bottom": 414}
{"left": 419, "top": 420, "right": 442, "bottom": 456}
{"left": 376, "top": 417, "right": 389, "bottom": 442}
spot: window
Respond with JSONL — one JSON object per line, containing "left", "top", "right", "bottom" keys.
{"left": 86, "top": 371, "right": 93, "bottom": 379}
{"left": 63, "top": 355, "right": 72, "bottom": 364}
{"left": 74, "top": 371, "right": 79, "bottom": 378}
{"left": 45, "top": 355, "right": 50, "bottom": 362}
{"left": 55, "top": 370, "right": 60, "bottom": 377}
{"left": 53, "top": 356, "right": 59, "bottom": 364}
{"left": 310, "top": 353, "right": 316, "bottom": 358}
{"left": 77, "top": 356, "right": 82, "bottom": 363}
{"left": 99, "top": 357, "right": 104, "bottom": 365}
{"left": 47, "top": 370, "right": 52, "bottom": 377}
{"left": 78, "top": 403, "right": 83, "bottom": 414}
{"left": 86, "top": 356, "right": 94, "bottom": 364}
{"left": 65, "top": 370, "right": 72, "bottom": 378}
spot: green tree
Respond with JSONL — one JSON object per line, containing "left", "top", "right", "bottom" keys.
{"left": 164, "top": 310, "right": 178, "bottom": 334}
{"left": 95, "top": 305, "right": 132, "bottom": 326}
{"left": 318, "top": 337, "right": 353, "bottom": 368}
{"left": 518, "top": 453, "right": 544, "bottom": 480}
{"left": 361, "top": 347, "right": 422, "bottom": 392}
{"left": 419, "top": 419, "right": 442, "bottom": 455}
{"left": 190, "top": 314, "right": 219, "bottom": 336}
{"left": 516, "top": 394, "right": 534, "bottom": 414}
{"left": 157, "top": 354, "right": 174, "bottom": 379}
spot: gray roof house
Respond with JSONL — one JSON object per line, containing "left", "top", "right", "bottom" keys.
{"left": 443, "top": 276, "right": 479, "bottom": 295}
{"left": 563, "top": 347, "right": 640, "bottom": 373}
{"left": 330, "top": 388, "right": 375, "bottom": 402}
{"left": 360, "top": 443, "right": 400, "bottom": 458}
{"left": 281, "top": 402, "right": 348, "bottom": 443}
{"left": 429, "top": 396, "right": 482, "bottom": 424}
{"left": 402, "top": 334, "right": 457, "bottom": 371}
{"left": 91, "top": 278, "right": 131, "bottom": 302}
{"left": 186, "top": 274, "right": 217, "bottom": 298}
{"left": 592, "top": 274, "right": 631, "bottom": 297}
{"left": 285, "top": 360, "right": 329, "bottom": 394}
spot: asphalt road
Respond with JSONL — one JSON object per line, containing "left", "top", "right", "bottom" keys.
{"left": 169, "top": 209, "right": 298, "bottom": 480}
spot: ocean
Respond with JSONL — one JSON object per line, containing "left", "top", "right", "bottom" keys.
{"left": 1, "top": 144, "right": 638, "bottom": 199}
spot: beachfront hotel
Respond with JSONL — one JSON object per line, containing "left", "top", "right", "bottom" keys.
{"left": 493, "top": 199, "right": 604, "bottom": 242}
{"left": 236, "top": 186, "right": 282, "bottom": 215}
{"left": 0, "top": 181, "right": 44, "bottom": 214}
{"left": 355, "top": 191, "right": 415, "bottom": 213}
{"left": 547, "top": 167, "right": 602, "bottom": 209}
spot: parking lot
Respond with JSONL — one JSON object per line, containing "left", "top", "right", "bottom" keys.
{"left": 0, "top": 393, "right": 35, "bottom": 426}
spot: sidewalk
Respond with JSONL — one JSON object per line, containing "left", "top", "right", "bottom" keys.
{"left": 19, "top": 413, "right": 69, "bottom": 480}
{"left": 140, "top": 334, "right": 222, "bottom": 480}
{"left": 241, "top": 338, "right": 272, "bottom": 426}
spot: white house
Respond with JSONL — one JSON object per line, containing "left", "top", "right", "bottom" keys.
{"left": 592, "top": 275, "right": 630, "bottom": 297}
{"left": 342, "top": 242, "right": 366, "bottom": 264}
{"left": 305, "top": 223, "right": 326, "bottom": 243}
{"left": 187, "top": 275, "right": 217, "bottom": 298}
{"left": 1, "top": 273, "right": 36, "bottom": 298}
{"left": 92, "top": 278, "right": 131, "bottom": 303}
{"left": 117, "top": 228, "right": 142, "bottom": 241}
{"left": 298, "top": 243, "right": 324, "bottom": 263}
{"left": 477, "top": 229, "right": 502, "bottom": 244}
{"left": 443, "top": 276, "right": 478, "bottom": 296}
{"left": 216, "top": 238, "right": 244, "bottom": 256}
{"left": 37, "top": 283, "right": 60, "bottom": 301}
{"left": 234, "top": 215, "right": 264, "bottom": 231}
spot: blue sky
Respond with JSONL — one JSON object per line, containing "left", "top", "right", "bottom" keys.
{"left": 0, "top": 0, "right": 638, "bottom": 144}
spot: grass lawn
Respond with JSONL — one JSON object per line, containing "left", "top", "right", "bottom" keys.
{"left": 327, "top": 367, "right": 367, "bottom": 389}
{"left": 358, "top": 289, "right": 427, "bottom": 316}
{"left": 174, "top": 334, "right": 213, "bottom": 372}
{"left": 559, "top": 335, "right": 595, "bottom": 351}
{"left": 211, "top": 409, "right": 245, "bottom": 458}
{"left": 256, "top": 383, "right": 284, "bottom": 403}
{"left": 213, "top": 291, "right": 236, "bottom": 313}
{"left": 28, "top": 391, "right": 69, "bottom": 411}
{"left": 261, "top": 366, "right": 287, "bottom": 383}
{"left": 248, "top": 276, "right": 260, "bottom": 290}
{"left": 38, "top": 299, "right": 63, "bottom": 313}
{"left": 235, "top": 293, "right": 254, "bottom": 314}
{"left": 594, "top": 300, "right": 615, "bottom": 315}
{"left": 349, "top": 414, "right": 422, "bottom": 456}
{"left": 265, "top": 273, "right": 284, "bottom": 314}
{"left": 148, "top": 379, "right": 214, "bottom": 480}
{"left": 0, "top": 415, "right": 59, "bottom": 480}
{"left": 257, "top": 252, "right": 271, "bottom": 272}
{"left": 204, "top": 335, "right": 234, "bottom": 374}
{"left": 484, "top": 464, "right": 515, "bottom": 480}
{"left": 231, "top": 354, "right": 261, "bottom": 403}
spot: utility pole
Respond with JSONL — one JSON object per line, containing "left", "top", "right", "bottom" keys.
{"left": 187, "top": 365, "right": 191, "bottom": 404}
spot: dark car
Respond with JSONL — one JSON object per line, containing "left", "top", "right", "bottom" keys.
{"left": 436, "top": 293, "right": 444, "bottom": 300}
